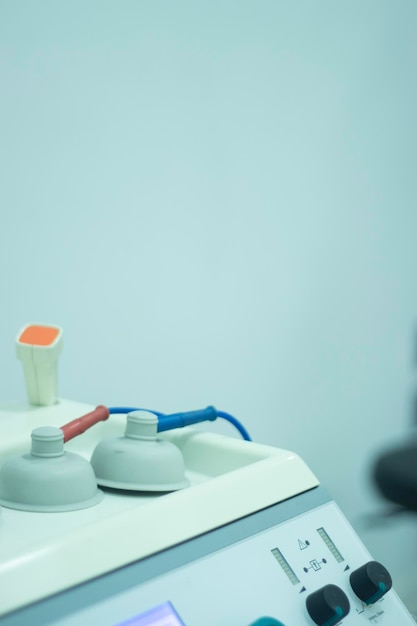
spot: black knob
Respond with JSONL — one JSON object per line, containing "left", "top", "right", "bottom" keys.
{"left": 306, "top": 584, "right": 350, "bottom": 625}
{"left": 350, "top": 561, "right": 392, "bottom": 604}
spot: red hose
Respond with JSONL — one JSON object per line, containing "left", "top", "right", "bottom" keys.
{"left": 61, "top": 405, "right": 110, "bottom": 442}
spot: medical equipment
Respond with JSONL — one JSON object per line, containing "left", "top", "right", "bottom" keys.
{"left": 0, "top": 324, "right": 415, "bottom": 625}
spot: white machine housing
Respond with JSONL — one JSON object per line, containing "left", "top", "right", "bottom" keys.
{"left": 0, "top": 399, "right": 414, "bottom": 625}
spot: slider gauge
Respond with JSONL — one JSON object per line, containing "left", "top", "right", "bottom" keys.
{"left": 316, "top": 527, "right": 344, "bottom": 563}
{"left": 271, "top": 547, "right": 300, "bottom": 585}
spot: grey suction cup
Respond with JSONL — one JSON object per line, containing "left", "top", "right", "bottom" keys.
{"left": 90, "top": 411, "right": 189, "bottom": 491}
{"left": 0, "top": 427, "right": 103, "bottom": 512}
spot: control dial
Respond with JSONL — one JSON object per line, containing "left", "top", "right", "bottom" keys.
{"left": 306, "top": 584, "right": 350, "bottom": 625}
{"left": 350, "top": 561, "right": 392, "bottom": 604}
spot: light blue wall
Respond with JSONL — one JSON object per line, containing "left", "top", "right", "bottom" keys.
{"left": 1, "top": 0, "right": 417, "bottom": 604}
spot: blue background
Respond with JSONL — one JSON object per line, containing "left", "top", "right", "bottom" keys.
{"left": 1, "top": 0, "right": 417, "bottom": 608}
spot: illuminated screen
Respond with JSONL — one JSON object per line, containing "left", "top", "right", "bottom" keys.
{"left": 116, "top": 601, "right": 185, "bottom": 626}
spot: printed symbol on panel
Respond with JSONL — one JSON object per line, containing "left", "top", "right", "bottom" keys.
{"left": 299, "top": 586, "right": 307, "bottom": 594}
{"left": 368, "top": 608, "right": 385, "bottom": 623}
{"left": 298, "top": 539, "right": 310, "bottom": 550}
{"left": 356, "top": 602, "right": 385, "bottom": 619}
{"left": 344, "top": 564, "right": 350, "bottom": 571}
{"left": 303, "top": 558, "right": 327, "bottom": 573}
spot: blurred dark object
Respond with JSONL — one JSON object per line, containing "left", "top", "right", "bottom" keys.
{"left": 373, "top": 440, "right": 417, "bottom": 512}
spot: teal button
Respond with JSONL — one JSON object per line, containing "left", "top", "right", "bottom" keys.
{"left": 249, "top": 618, "right": 285, "bottom": 626}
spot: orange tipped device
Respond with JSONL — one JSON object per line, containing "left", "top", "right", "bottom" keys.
{"left": 16, "top": 323, "right": 63, "bottom": 406}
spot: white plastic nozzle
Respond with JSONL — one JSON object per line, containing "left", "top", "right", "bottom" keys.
{"left": 90, "top": 411, "right": 190, "bottom": 492}
{"left": 0, "top": 426, "right": 103, "bottom": 512}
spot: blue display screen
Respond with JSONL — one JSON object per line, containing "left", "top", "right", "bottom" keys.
{"left": 117, "top": 602, "right": 185, "bottom": 626}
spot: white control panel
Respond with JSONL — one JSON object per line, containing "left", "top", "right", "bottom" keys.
{"left": 27, "top": 501, "right": 414, "bottom": 626}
